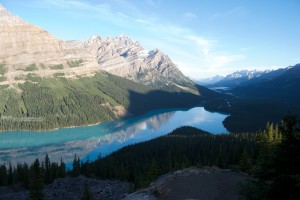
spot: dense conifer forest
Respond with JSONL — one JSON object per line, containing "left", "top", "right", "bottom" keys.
{"left": 0, "top": 72, "right": 205, "bottom": 131}
{"left": 1, "top": 115, "right": 299, "bottom": 199}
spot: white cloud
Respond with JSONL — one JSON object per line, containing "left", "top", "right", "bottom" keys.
{"left": 35, "top": 0, "right": 246, "bottom": 79}
{"left": 208, "top": 54, "right": 245, "bottom": 69}
{"left": 185, "top": 35, "right": 212, "bottom": 56}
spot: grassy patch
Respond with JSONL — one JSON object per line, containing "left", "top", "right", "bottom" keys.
{"left": 0, "top": 64, "right": 7, "bottom": 76}
{"left": 67, "top": 59, "right": 84, "bottom": 68}
{"left": 26, "top": 73, "right": 42, "bottom": 83}
{"left": 53, "top": 73, "right": 65, "bottom": 78}
{"left": 50, "top": 64, "right": 64, "bottom": 70}
{"left": 39, "top": 63, "right": 46, "bottom": 69}
{"left": 24, "top": 64, "right": 38, "bottom": 71}
{"left": 15, "top": 75, "right": 25, "bottom": 80}
{"left": 0, "top": 84, "right": 9, "bottom": 90}
{"left": 0, "top": 76, "right": 6, "bottom": 82}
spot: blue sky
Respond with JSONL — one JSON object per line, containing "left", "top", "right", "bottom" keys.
{"left": 1, "top": 0, "right": 299, "bottom": 79}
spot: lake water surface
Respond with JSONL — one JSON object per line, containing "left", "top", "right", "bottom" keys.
{"left": 0, "top": 107, "right": 228, "bottom": 166}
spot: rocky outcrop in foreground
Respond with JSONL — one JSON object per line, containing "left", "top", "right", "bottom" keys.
{"left": 124, "top": 166, "right": 249, "bottom": 200}
{"left": 0, "top": 176, "right": 131, "bottom": 200}
{"left": 0, "top": 167, "right": 249, "bottom": 200}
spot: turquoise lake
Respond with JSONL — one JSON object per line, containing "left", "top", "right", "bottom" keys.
{"left": 0, "top": 107, "right": 228, "bottom": 166}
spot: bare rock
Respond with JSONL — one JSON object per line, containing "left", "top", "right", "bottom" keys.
{"left": 0, "top": 176, "right": 131, "bottom": 200}
{"left": 0, "top": 4, "right": 194, "bottom": 91}
{"left": 124, "top": 166, "right": 250, "bottom": 200}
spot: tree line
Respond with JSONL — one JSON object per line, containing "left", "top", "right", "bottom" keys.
{"left": 0, "top": 72, "right": 204, "bottom": 132}
{"left": 1, "top": 116, "right": 299, "bottom": 199}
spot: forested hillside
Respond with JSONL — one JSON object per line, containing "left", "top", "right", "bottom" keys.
{"left": 91, "top": 126, "right": 257, "bottom": 188}
{"left": 0, "top": 72, "right": 148, "bottom": 131}
{"left": 0, "top": 71, "right": 224, "bottom": 131}
{"left": 222, "top": 64, "right": 300, "bottom": 132}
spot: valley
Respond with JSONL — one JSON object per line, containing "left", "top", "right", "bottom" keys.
{"left": 0, "top": 2, "right": 299, "bottom": 200}
{"left": 207, "top": 64, "right": 300, "bottom": 132}
{"left": 0, "top": 4, "right": 229, "bottom": 132}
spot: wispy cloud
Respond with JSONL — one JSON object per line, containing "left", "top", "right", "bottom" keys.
{"left": 211, "top": 6, "right": 246, "bottom": 20}
{"left": 34, "top": 0, "right": 245, "bottom": 79}
{"left": 145, "top": 0, "right": 160, "bottom": 7}
{"left": 224, "top": 6, "right": 246, "bottom": 16}
{"left": 208, "top": 54, "right": 245, "bottom": 69}
{"left": 185, "top": 35, "right": 212, "bottom": 56}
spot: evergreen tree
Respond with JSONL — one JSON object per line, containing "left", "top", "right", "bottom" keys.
{"left": 72, "top": 154, "right": 80, "bottom": 177}
{"left": 82, "top": 157, "right": 92, "bottom": 177}
{"left": 0, "top": 164, "right": 8, "bottom": 186}
{"left": 148, "top": 159, "right": 159, "bottom": 181}
{"left": 44, "top": 154, "right": 51, "bottom": 184}
{"left": 29, "top": 159, "right": 44, "bottom": 200}
{"left": 241, "top": 116, "right": 300, "bottom": 200}
{"left": 57, "top": 158, "right": 66, "bottom": 178}
{"left": 7, "top": 162, "right": 13, "bottom": 185}
{"left": 239, "top": 148, "right": 250, "bottom": 172}
{"left": 269, "top": 115, "right": 300, "bottom": 199}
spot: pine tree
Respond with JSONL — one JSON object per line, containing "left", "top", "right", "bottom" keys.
{"left": 8, "top": 162, "right": 13, "bottom": 185}
{"left": 0, "top": 164, "right": 8, "bottom": 186}
{"left": 72, "top": 154, "right": 80, "bottom": 177}
{"left": 269, "top": 115, "right": 300, "bottom": 199}
{"left": 239, "top": 148, "right": 250, "bottom": 172}
{"left": 29, "top": 158, "right": 44, "bottom": 200}
{"left": 148, "top": 159, "right": 159, "bottom": 181}
{"left": 44, "top": 154, "right": 51, "bottom": 184}
{"left": 57, "top": 158, "right": 66, "bottom": 178}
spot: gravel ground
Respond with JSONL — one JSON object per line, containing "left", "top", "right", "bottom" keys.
{"left": 0, "top": 176, "right": 131, "bottom": 200}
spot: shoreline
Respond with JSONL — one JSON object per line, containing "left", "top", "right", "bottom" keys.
{"left": 0, "top": 104, "right": 228, "bottom": 133}
{"left": 0, "top": 120, "right": 107, "bottom": 133}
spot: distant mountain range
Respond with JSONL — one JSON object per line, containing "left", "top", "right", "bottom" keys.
{"left": 218, "top": 64, "right": 300, "bottom": 132}
{"left": 232, "top": 64, "right": 300, "bottom": 101}
{"left": 207, "top": 64, "right": 299, "bottom": 100}
{"left": 195, "top": 75, "right": 224, "bottom": 85}
{"left": 207, "top": 68, "right": 288, "bottom": 88}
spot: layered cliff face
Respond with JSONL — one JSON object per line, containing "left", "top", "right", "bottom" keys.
{"left": 0, "top": 4, "right": 98, "bottom": 84}
{"left": 0, "top": 5, "right": 62, "bottom": 65}
{"left": 0, "top": 4, "right": 194, "bottom": 90}
{"left": 87, "top": 34, "right": 194, "bottom": 89}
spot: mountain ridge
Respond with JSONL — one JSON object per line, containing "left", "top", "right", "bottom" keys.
{"left": 0, "top": 5, "right": 233, "bottom": 131}
{"left": 209, "top": 69, "right": 274, "bottom": 88}
{"left": 0, "top": 5, "right": 194, "bottom": 91}
{"left": 222, "top": 63, "right": 300, "bottom": 132}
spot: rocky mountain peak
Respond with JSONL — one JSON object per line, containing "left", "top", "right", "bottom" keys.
{"left": 84, "top": 35, "right": 102, "bottom": 46}
{"left": 0, "top": 4, "right": 24, "bottom": 26}
{"left": 0, "top": 4, "right": 5, "bottom": 10}
{"left": 0, "top": 5, "right": 195, "bottom": 91}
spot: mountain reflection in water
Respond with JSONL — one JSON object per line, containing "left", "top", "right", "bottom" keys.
{"left": 0, "top": 107, "right": 228, "bottom": 165}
